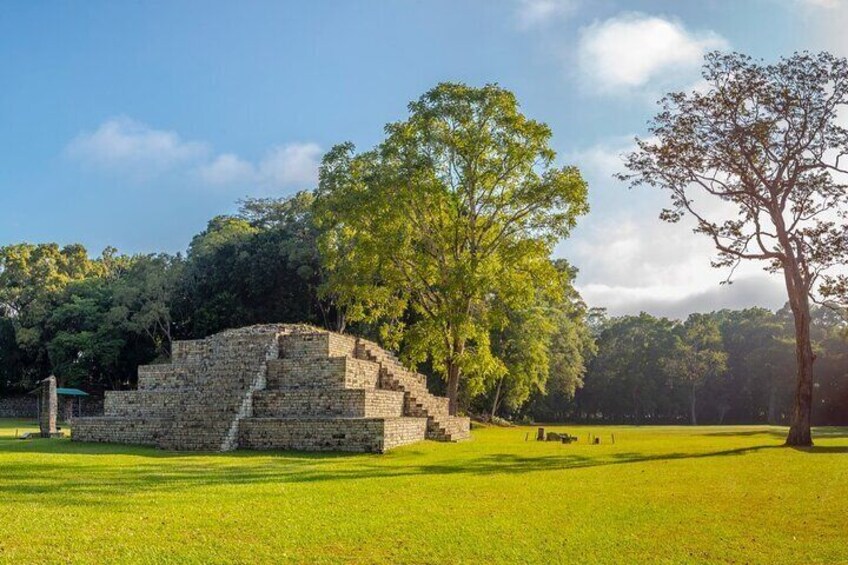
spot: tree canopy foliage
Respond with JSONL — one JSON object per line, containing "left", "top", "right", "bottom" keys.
{"left": 315, "top": 82, "right": 589, "bottom": 413}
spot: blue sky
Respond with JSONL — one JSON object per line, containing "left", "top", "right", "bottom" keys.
{"left": 0, "top": 0, "right": 843, "bottom": 317}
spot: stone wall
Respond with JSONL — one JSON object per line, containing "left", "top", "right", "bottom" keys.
{"left": 72, "top": 417, "right": 168, "bottom": 446}
{"left": 253, "top": 389, "right": 404, "bottom": 418}
{"left": 238, "top": 417, "right": 427, "bottom": 452}
{"left": 0, "top": 395, "right": 103, "bottom": 419}
{"left": 137, "top": 365, "right": 197, "bottom": 391}
{"left": 266, "top": 357, "right": 379, "bottom": 390}
{"left": 279, "top": 332, "right": 357, "bottom": 359}
{"left": 105, "top": 390, "right": 194, "bottom": 418}
{"left": 0, "top": 396, "right": 37, "bottom": 418}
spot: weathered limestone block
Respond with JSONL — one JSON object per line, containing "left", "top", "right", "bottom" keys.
{"left": 137, "top": 364, "right": 198, "bottom": 391}
{"left": 279, "top": 332, "right": 357, "bottom": 360}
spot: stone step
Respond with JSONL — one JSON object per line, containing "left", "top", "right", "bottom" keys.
{"left": 426, "top": 415, "right": 471, "bottom": 441}
{"left": 354, "top": 339, "right": 465, "bottom": 443}
{"left": 279, "top": 332, "right": 358, "bottom": 360}
{"left": 238, "top": 416, "right": 427, "bottom": 453}
{"left": 252, "top": 389, "right": 404, "bottom": 418}
{"left": 266, "top": 357, "right": 380, "bottom": 390}
{"left": 71, "top": 416, "right": 170, "bottom": 447}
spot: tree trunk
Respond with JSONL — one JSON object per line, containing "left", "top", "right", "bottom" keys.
{"left": 717, "top": 404, "right": 728, "bottom": 425}
{"left": 690, "top": 382, "right": 698, "bottom": 426}
{"left": 490, "top": 376, "right": 504, "bottom": 421}
{"left": 445, "top": 337, "right": 464, "bottom": 416}
{"left": 335, "top": 308, "right": 346, "bottom": 334}
{"left": 783, "top": 267, "right": 815, "bottom": 447}
{"left": 767, "top": 382, "right": 778, "bottom": 425}
{"left": 447, "top": 361, "right": 460, "bottom": 416}
{"left": 632, "top": 390, "right": 640, "bottom": 425}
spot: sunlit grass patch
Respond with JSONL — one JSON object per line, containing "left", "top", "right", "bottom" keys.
{"left": 1, "top": 420, "right": 846, "bottom": 564}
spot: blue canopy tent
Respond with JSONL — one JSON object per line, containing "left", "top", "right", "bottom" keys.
{"left": 30, "top": 385, "right": 90, "bottom": 421}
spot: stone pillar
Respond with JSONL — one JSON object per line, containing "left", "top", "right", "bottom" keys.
{"left": 63, "top": 398, "right": 74, "bottom": 423}
{"left": 39, "top": 376, "right": 58, "bottom": 438}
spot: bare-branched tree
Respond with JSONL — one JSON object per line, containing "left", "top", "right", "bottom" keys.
{"left": 620, "top": 52, "right": 848, "bottom": 446}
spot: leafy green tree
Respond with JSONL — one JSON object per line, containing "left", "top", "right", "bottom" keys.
{"left": 621, "top": 52, "right": 848, "bottom": 446}
{"left": 665, "top": 314, "right": 727, "bottom": 425}
{"left": 0, "top": 243, "right": 107, "bottom": 386}
{"left": 580, "top": 314, "right": 679, "bottom": 423}
{"left": 0, "top": 316, "right": 22, "bottom": 392}
{"left": 45, "top": 278, "right": 132, "bottom": 389}
{"left": 487, "top": 301, "right": 555, "bottom": 419}
{"left": 239, "top": 192, "right": 347, "bottom": 332}
{"left": 497, "top": 261, "right": 596, "bottom": 420}
{"left": 713, "top": 308, "right": 795, "bottom": 424}
{"left": 315, "top": 82, "right": 588, "bottom": 414}
{"left": 812, "top": 307, "right": 848, "bottom": 425}
{"left": 111, "top": 254, "right": 183, "bottom": 358}
{"left": 178, "top": 194, "right": 341, "bottom": 338}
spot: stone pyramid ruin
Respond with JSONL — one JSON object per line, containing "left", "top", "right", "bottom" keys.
{"left": 72, "top": 325, "right": 470, "bottom": 452}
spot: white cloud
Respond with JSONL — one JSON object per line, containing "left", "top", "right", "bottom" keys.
{"left": 198, "top": 143, "right": 322, "bottom": 189}
{"left": 197, "top": 153, "right": 256, "bottom": 186}
{"left": 567, "top": 135, "right": 634, "bottom": 179}
{"left": 567, "top": 212, "right": 787, "bottom": 318}
{"left": 65, "top": 117, "right": 208, "bottom": 174}
{"left": 798, "top": 0, "right": 841, "bottom": 8}
{"left": 257, "top": 143, "right": 322, "bottom": 187}
{"left": 796, "top": 0, "right": 848, "bottom": 55}
{"left": 560, "top": 139, "right": 786, "bottom": 318}
{"left": 577, "top": 13, "right": 728, "bottom": 93}
{"left": 67, "top": 117, "right": 321, "bottom": 190}
{"left": 516, "top": 0, "right": 579, "bottom": 28}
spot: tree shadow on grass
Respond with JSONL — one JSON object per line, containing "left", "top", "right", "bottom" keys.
{"left": 701, "top": 429, "right": 787, "bottom": 438}
{"left": 0, "top": 443, "right": 785, "bottom": 507}
{"left": 3, "top": 423, "right": 845, "bottom": 508}
{"left": 700, "top": 427, "right": 848, "bottom": 440}
{"left": 790, "top": 445, "right": 848, "bottom": 454}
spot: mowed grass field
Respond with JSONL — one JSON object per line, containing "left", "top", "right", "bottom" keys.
{"left": 1, "top": 420, "right": 846, "bottom": 564}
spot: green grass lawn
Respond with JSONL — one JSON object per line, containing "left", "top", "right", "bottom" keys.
{"left": 1, "top": 420, "right": 846, "bottom": 564}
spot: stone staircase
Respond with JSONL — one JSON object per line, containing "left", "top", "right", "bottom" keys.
{"left": 354, "top": 339, "right": 471, "bottom": 442}
{"left": 73, "top": 324, "right": 470, "bottom": 452}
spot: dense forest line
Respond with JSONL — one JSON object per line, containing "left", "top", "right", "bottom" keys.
{"left": 1, "top": 192, "right": 846, "bottom": 425}
{"left": 526, "top": 308, "right": 848, "bottom": 426}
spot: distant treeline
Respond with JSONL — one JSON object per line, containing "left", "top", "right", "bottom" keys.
{"left": 526, "top": 308, "right": 848, "bottom": 426}
{"left": 1, "top": 194, "right": 846, "bottom": 425}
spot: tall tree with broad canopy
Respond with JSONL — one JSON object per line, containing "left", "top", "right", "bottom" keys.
{"left": 621, "top": 52, "right": 848, "bottom": 445}
{"left": 315, "top": 82, "right": 589, "bottom": 414}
